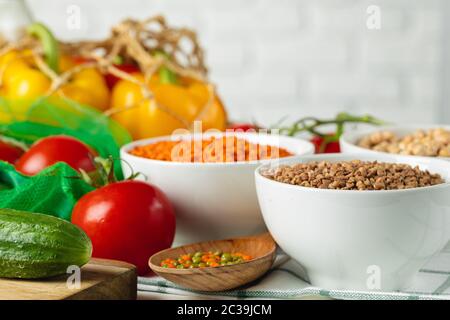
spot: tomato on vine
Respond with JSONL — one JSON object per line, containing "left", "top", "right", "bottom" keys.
{"left": 71, "top": 157, "right": 176, "bottom": 276}
{"left": 278, "top": 113, "right": 385, "bottom": 154}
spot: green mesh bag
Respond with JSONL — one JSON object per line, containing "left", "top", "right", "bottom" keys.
{"left": 0, "top": 96, "right": 132, "bottom": 179}
{"left": 0, "top": 161, "right": 94, "bottom": 221}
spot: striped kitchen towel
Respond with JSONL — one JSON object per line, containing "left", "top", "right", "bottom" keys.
{"left": 138, "top": 251, "right": 450, "bottom": 300}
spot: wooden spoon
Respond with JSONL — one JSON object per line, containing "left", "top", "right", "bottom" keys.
{"left": 148, "top": 233, "right": 277, "bottom": 292}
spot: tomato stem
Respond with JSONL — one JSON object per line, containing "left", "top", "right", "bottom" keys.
{"left": 279, "top": 112, "right": 386, "bottom": 138}
{"left": 80, "top": 156, "right": 145, "bottom": 188}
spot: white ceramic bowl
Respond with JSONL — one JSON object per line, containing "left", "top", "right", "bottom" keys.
{"left": 340, "top": 124, "right": 450, "bottom": 161}
{"left": 256, "top": 153, "right": 450, "bottom": 291}
{"left": 121, "top": 132, "right": 314, "bottom": 245}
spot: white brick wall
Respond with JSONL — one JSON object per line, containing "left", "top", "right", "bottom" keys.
{"left": 25, "top": 0, "right": 448, "bottom": 126}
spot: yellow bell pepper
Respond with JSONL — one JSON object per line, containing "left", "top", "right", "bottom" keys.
{"left": 0, "top": 50, "right": 51, "bottom": 101}
{"left": 110, "top": 69, "right": 227, "bottom": 140}
{"left": 0, "top": 23, "right": 109, "bottom": 111}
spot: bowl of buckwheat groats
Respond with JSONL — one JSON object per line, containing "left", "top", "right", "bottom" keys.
{"left": 255, "top": 153, "right": 450, "bottom": 291}
{"left": 340, "top": 125, "right": 450, "bottom": 159}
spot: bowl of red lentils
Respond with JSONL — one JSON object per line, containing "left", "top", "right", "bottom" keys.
{"left": 255, "top": 153, "right": 450, "bottom": 292}
{"left": 121, "top": 132, "right": 314, "bottom": 245}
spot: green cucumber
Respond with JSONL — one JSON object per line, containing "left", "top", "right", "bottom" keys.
{"left": 0, "top": 208, "right": 92, "bottom": 279}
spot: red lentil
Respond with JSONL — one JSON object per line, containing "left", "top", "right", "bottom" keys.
{"left": 129, "top": 136, "right": 292, "bottom": 162}
{"left": 160, "top": 251, "right": 252, "bottom": 269}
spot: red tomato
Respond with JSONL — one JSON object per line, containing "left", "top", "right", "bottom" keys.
{"left": 71, "top": 180, "right": 176, "bottom": 275}
{"left": 0, "top": 140, "right": 24, "bottom": 164}
{"left": 15, "top": 135, "right": 96, "bottom": 175}
{"left": 104, "top": 64, "right": 140, "bottom": 89}
{"left": 310, "top": 135, "right": 341, "bottom": 154}
{"left": 71, "top": 57, "right": 139, "bottom": 89}
{"left": 71, "top": 56, "right": 94, "bottom": 65}
{"left": 227, "top": 123, "right": 259, "bottom": 132}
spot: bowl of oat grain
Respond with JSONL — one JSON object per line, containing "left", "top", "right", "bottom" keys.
{"left": 255, "top": 153, "right": 450, "bottom": 291}
{"left": 340, "top": 125, "right": 450, "bottom": 159}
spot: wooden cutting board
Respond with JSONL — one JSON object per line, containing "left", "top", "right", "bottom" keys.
{"left": 0, "top": 258, "right": 137, "bottom": 300}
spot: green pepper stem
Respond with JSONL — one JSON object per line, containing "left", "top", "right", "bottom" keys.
{"left": 159, "top": 67, "right": 177, "bottom": 84}
{"left": 154, "top": 52, "right": 177, "bottom": 85}
{"left": 27, "top": 22, "right": 59, "bottom": 74}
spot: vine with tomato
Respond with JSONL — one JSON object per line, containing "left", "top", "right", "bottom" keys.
{"left": 228, "top": 112, "right": 385, "bottom": 154}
